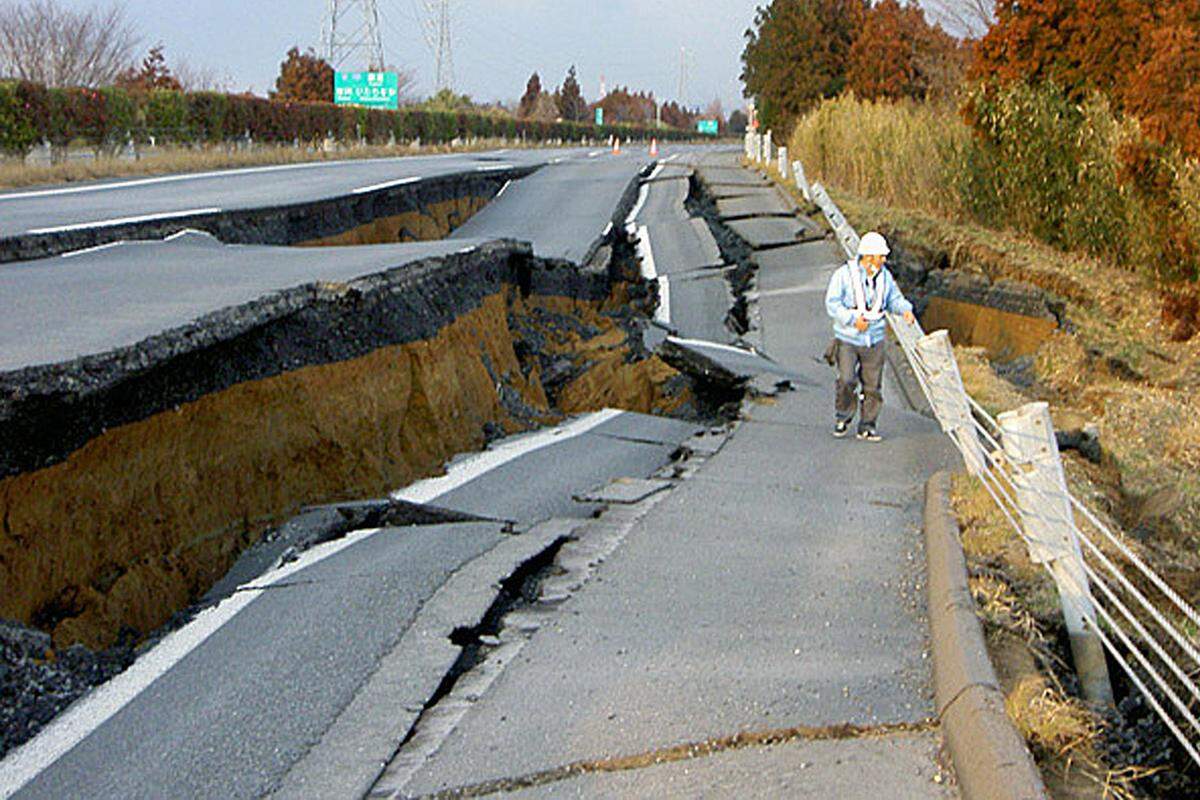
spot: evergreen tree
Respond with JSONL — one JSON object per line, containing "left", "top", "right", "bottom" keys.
{"left": 557, "top": 65, "right": 587, "bottom": 121}
{"left": 518, "top": 72, "right": 542, "bottom": 118}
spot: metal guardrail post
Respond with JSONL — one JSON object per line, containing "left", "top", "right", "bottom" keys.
{"left": 999, "top": 402, "right": 1114, "bottom": 706}
{"left": 777, "top": 146, "right": 788, "bottom": 178}
{"left": 915, "top": 331, "right": 986, "bottom": 476}
{"left": 810, "top": 182, "right": 859, "bottom": 259}
{"left": 793, "top": 160, "right": 811, "bottom": 202}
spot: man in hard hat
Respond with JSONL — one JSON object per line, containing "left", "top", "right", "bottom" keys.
{"left": 824, "top": 231, "right": 915, "bottom": 441}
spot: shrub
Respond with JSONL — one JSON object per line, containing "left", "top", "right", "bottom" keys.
{"left": 144, "top": 89, "right": 190, "bottom": 142}
{"left": 186, "top": 92, "right": 228, "bottom": 142}
{"left": 0, "top": 82, "right": 40, "bottom": 157}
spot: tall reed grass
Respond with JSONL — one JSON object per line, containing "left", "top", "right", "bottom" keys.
{"left": 789, "top": 89, "right": 1200, "bottom": 290}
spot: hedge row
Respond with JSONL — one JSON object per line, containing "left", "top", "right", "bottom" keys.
{"left": 0, "top": 81, "right": 694, "bottom": 157}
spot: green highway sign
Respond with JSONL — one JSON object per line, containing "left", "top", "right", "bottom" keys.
{"left": 595, "top": 107, "right": 604, "bottom": 126}
{"left": 334, "top": 72, "right": 400, "bottom": 110}
{"left": 697, "top": 119, "right": 719, "bottom": 136}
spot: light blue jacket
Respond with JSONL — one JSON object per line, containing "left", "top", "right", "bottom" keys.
{"left": 824, "top": 259, "right": 913, "bottom": 347}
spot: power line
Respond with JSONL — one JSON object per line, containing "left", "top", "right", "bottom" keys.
{"left": 420, "top": 0, "right": 455, "bottom": 92}
{"left": 322, "top": 0, "right": 386, "bottom": 71}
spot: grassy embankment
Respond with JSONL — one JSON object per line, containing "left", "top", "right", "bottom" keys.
{"left": 783, "top": 95, "right": 1200, "bottom": 797}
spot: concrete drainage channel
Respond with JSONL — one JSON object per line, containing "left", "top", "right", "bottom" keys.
{"left": 0, "top": 158, "right": 757, "bottom": 764}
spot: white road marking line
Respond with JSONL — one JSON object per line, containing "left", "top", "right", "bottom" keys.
{"left": 351, "top": 176, "right": 420, "bottom": 194}
{"left": 664, "top": 153, "right": 680, "bottom": 163}
{"left": 647, "top": 163, "right": 665, "bottom": 181}
{"left": 393, "top": 408, "right": 623, "bottom": 505}
{"left": 626, "top": 184, "right": 650, "bottom": 224}
{"left": 657, "top": 275, "right": 672, "bottom": 326}
{"left": 0, "top": 152, "right": 489, "bottom": 202}
{"left": 0, "top": 408, "right": 625, "bottom": 798}
{"left": 59, "top": 241, "right": 125, "bottom": 258}
{"left": 588, "top": 150, "right": 603, "bottom": 158}
{"left": 163, "top": 228, "right": 212, "bottom": 242}
{"left": 495, "top": 180, "right": 512, "bottom": 198}
{"left": 474, "top": 163, "right": 514, "bottom": 172}
{"left": 633, "top": 224, "right": 670, "bottom": 325}
{"left": 27, "top": 208, "right": 221, "bottom": 235}
{"left": 666, "top": 335, "right": 761, "bottom": 356}
{"left": 550, "top": 157, "right": 565, "bottom": 164}
{"left": 602, "top": 221, "right": 613, "bottom": 237}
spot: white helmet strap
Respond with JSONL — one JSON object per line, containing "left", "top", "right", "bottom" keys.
{"left": 851, "top": 261, "right": 884, "bottom": 321}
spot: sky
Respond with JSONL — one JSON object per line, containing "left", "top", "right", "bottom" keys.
{"left": 55, "top": 0, "right": 766, "bottom": 112}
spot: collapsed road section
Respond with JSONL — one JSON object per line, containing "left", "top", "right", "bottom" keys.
{"left": 0, "top": 236, "right": 698, "bottom": 657}
{"left": 1, "top": 146, "right": 744, "bottom": 773}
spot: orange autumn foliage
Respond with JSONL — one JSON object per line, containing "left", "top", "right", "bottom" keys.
{"left": 847, "top": 0, "right": 965, "bottom": 101}
{"left": 974, "top": 0, "right": 1200, "bottom": 157}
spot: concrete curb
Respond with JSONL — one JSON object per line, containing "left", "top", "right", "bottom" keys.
{"left": 925, "top": 470, "right": 1047, "bottom": 800}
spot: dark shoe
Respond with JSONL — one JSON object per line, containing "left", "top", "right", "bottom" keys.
{"left": 833, "top": 419, "right": 851, "bottom": 438}
{"left": 857, "top": 426, "right": 882, "bottom": 442}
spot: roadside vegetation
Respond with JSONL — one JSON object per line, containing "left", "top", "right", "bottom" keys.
{"left": 744, "top": 0, "right": 1200, "bottom": 795}
{"left": 0, "top": 0, "right": 728, "bottom": 190}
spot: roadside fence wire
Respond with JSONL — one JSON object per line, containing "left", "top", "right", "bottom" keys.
{"left": 790, "top": 164, "right": 1200, "bottom": 769}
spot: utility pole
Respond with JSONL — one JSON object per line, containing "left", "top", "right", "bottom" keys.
{"left": 322, "top": 0, "right": 385, "bottom": 70}
{"left": 421, "top": 0, "right": 455, "bottom": 92}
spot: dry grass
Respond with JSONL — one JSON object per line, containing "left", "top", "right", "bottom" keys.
{"left": 0, "top": 138, "right": 542, "bottom": 190}
{"left": 952, "top": 476, "right": 1154, "bottom": 799}
{"left": 789, "top": 95, "right": 966, "bottom": 218}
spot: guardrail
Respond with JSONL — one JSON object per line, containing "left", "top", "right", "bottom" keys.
{"left": 758, "top": 144, "right": 1200, "bottom": 768}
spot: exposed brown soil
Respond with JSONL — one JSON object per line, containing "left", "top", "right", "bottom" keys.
{"left": 298, "top": 196, "right": 492, "bottom": 246}
{"left": 922, "top": 296, "right": 1058, "bottom": 360}
{"left": 0, "top": 288, "right": 689, "bottom": 650}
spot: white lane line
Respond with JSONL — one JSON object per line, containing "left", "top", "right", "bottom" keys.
{"left": 657, "top": 275, "right": 672, "bottom": 326}
{"left": 634, "top": 224, "right": 670, "bottom": 325}
{"left": 0, "top": 152, "right": 489, "bottom": 202}
{"left": 602, "top": 221, "right": 613, "bottom": 237}
{"left": 474, "top": 163, "right": 514, "bottom": 172}
{"left": 0, "top": 408, "right": 625, "bottom": 799}
{"left": 27, "top": 208, "right": 221, "bottom": 235}
{"left": 59, "top": 241, "right": 125, "bottom": 258}
{"left": 393, "top": 408, "right": 623, "bottom": 504}
{"left": 647, "top": 163, "right": 665, "bottom": 181}
{"left": 495, "top": 180, "right": 512, "bottom": 199}
{"left": 163, "top": 228, "right": 212, "bottom": 242}
{"left": 626, "top": 184, "right": 650, "bottom": 225}
{"left": 664, "top": 153, "right": 680, "bottom": 163}
{"left": 588, "top": 150, "right": 603, "bottom": 158}
{"left": 667, "top": 335, "right": 761, "bottom": 356}
{"left": 351, "top": 176, "right": 420, "bottom": 194}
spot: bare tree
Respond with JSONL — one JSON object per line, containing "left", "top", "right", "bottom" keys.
{"left": 923, "top": 0, "right": 994, "bottom": 39}
{"left": 0, "top": 0, "right": 141, "bottom": 86}
{"left": 173, "top": 59, "right": 235, "bottom": 93}
{"left": 383, "top": 65, "right": 417, "bottom": 104}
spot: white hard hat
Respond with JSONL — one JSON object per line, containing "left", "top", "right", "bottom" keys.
{"left": 858, "top": 231, "right": 890, "bottom": 257}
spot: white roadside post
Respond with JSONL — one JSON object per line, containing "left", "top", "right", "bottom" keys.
{"left": 793, "top": 160, "right": 812, "bottom": 202}
{"left": 777, "top": 146, "right": 788, "bottom": 178}
{"left": 914, "top": 330, "right": 986, "bottom": 476}
{"left": 999, "top": 402, "right": 1114, "bottom": 706}
{"left": 763, "top": 130, "right": 773, "bottom": 165}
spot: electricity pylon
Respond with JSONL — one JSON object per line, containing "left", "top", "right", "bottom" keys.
{"left": 322, "top": 0, "right": 386, "bottom": 70}
{"left": 421, "top": 0, "right": 454, "bottom": 92}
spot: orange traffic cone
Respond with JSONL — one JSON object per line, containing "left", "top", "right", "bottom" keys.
{"left": 649, "top": 138, "right": 659, "bottom": 157}
{"left": 612, "top": 137, "right": 621, "bottom": 155}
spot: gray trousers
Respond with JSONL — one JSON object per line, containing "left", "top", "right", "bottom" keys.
{"left": 835, "top": 338, "right": 885, "bottom": 428}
